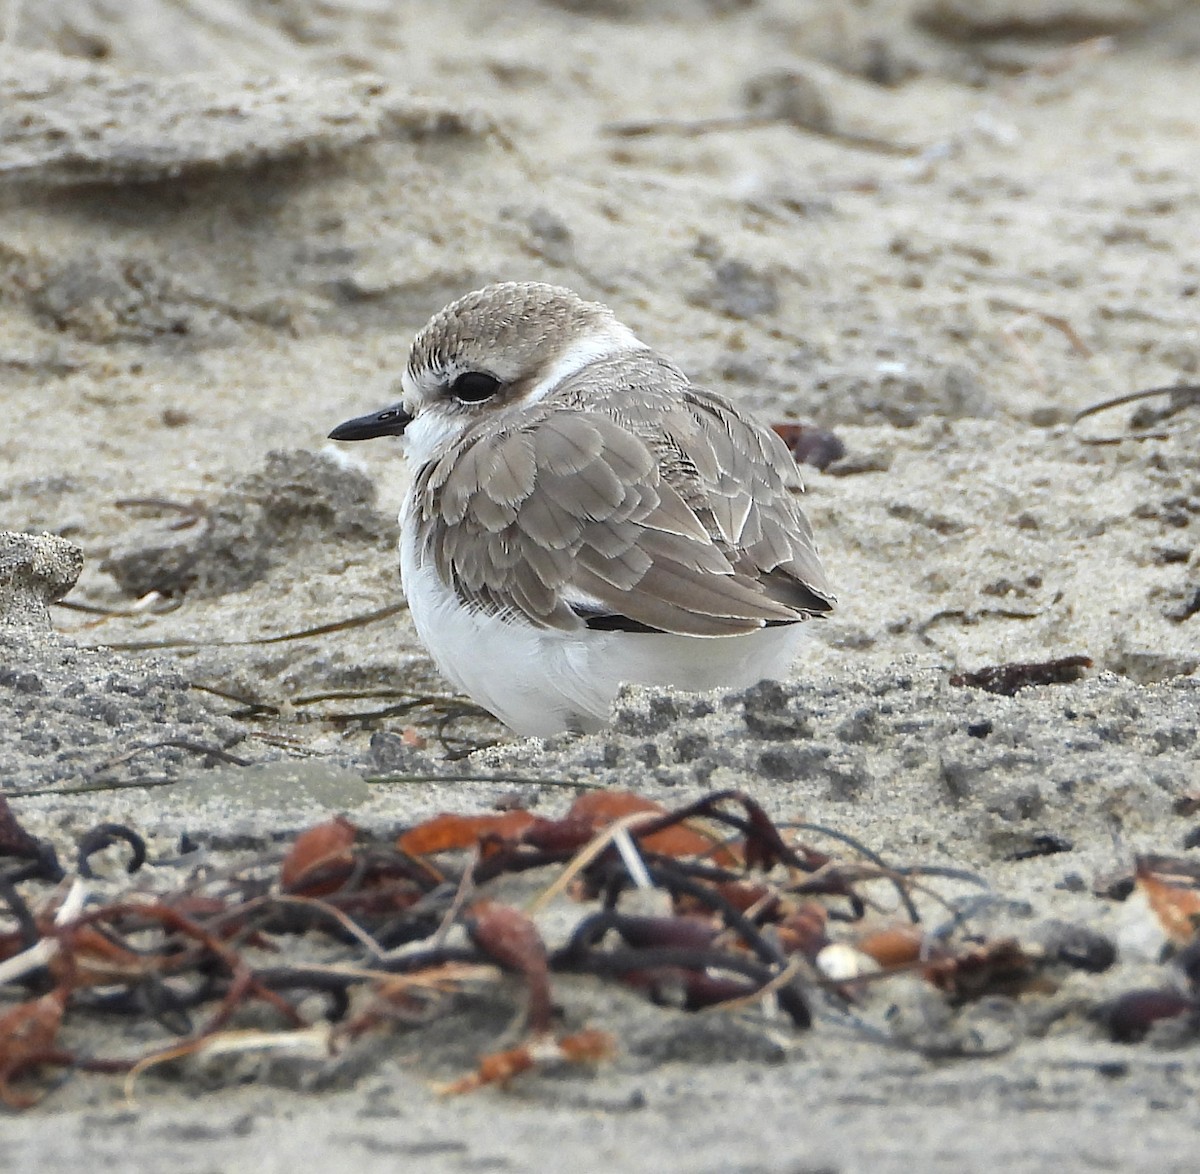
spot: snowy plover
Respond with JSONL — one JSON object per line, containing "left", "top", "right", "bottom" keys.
{"left": 329, "top": 282, "right": 834, "bottom": 736}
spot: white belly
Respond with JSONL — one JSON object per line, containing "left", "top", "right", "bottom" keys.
{"left": 399, "top": 525, "right": 808, "bottom": 737}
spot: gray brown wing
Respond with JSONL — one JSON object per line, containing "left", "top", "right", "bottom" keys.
{"left": 645, "top": 384, "right": 836, "bottom": 617}
{"left": 412, "top": 377, "right": 834, "bottom": 636}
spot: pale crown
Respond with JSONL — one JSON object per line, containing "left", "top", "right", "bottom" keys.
{"left": 397, "top": 282, "right": 644, "bottom": 464}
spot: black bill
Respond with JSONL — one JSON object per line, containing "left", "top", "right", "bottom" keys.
{"left": 328, "top": 404, "right": 413, "bottom": 442}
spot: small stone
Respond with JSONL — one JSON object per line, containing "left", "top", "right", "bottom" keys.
{"left": 1005, "top": 831, "right": 1073, "bottom": 861}
{"left": 741, "top": 68, "right": 833, "bottom": 132}
{"left": 611, "top": 689, "right": 688, "bottom": 736}
{"left": 817, "top": 943, "right": 881, "bottom": 981}
{"left": 0, "top": 531, "right": 83, "bottom": 633}
{"left": 370, "top": 730, "right": 419, "bottom": 773}
{"left": 1164, "top": 586, "right": 1200, "bottom": 624}
{"left": 0, "top": 668, "right": 44, "bottom": 693}
{"left": 1035, "top": 921, "right": 1117, "bottom": 973}
{"left": 741, "top": 679, "right": 812, "bottom": 740}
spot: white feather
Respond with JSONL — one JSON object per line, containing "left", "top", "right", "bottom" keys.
{"left": 523, "top": 323, "right": 645, "bottom": 405}
{"left": 400, "top": 515, "right": 807, "bottom": 736}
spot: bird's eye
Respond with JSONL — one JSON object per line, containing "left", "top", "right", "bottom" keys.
{"left": 450, "top": 372, "right": 502, "bottom": 404}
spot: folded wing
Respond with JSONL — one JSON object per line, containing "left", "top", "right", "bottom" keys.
{"left": 412, "top": 355, "right": 835, "bottom": 636}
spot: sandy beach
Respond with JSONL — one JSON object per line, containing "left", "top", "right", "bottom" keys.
{"left": 1, "top": 1, "right": 1199, "bottom": 1169}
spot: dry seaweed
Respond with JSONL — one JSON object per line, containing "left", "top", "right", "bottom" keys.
{"left": 0, "top": 782, "right": 1159, "bottom": 1105}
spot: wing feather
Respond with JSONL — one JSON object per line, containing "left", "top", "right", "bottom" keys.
{"left": 411, "top": 352, "right": 835, "bottom": 634}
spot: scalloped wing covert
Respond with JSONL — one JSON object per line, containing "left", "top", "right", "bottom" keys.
{"left": 410, "top": 352, "right": 835, "bottom": 636}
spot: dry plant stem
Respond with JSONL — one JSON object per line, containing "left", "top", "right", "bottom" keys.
{"left": 92, "top": 741, "right": 250, "bottom": 772}
{"left": 262, "top": 895, "right": 388, "bottom": 960}
{"left": 7, "top": 778, "right": 196, "bottom": 798}
{"left": 289, "top": 688, "right": 456, "bottom": 706}
{"left": 1078, "top": 432, "right": 1172, "bottom": 446}
{"left": 787, "top": 821, "right": 922, "bottom": 922}
{"left": 366, "top": 774, "right": 596, "bottom": 792}
{"left": 189, "top": 682, "right": 474, "bottom": 725}
{"left": 88, "top": 602, "right": 407, "bottom": 652}
{"left": 123, "top": 1026, "right": 333, "bottom": 1105}
{"left": 432, "top": 850, "right": 478, "bottom": 948}
{"left": 0, "top": 939, "right": 59, "bottom": 986}
{"left": 113, "top": 497, "right": 205, "bottom": 530}
{"left": 990, "top": 298, "right": 1092, "bottom": 356}
{"left": 603, "top": 114, "right": 919, "bottom": 155}
{"left": 55, "top": 598, "right": 181, "bottom": 618}
{"left": 700, "top": 956, "right": 805, "bottom": 1016}
{"left": 1073, "top": 383, "right": 1200, "bottom": 422}
{"left": 611, "top": 827, "right": 654, "bottom": 891}
{"left": 254, "top": 961, "right": 496, "bottom": 998}
{"left": 525, "top": 811, "right": 666, "bottom": 915}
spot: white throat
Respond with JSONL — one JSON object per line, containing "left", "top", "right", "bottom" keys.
{"left": 400, "top": 403, "right": 459, "bottom": 467}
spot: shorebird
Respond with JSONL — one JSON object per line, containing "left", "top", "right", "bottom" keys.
{"left": 329, "top": 282, "right": 834, "bottom": 736}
